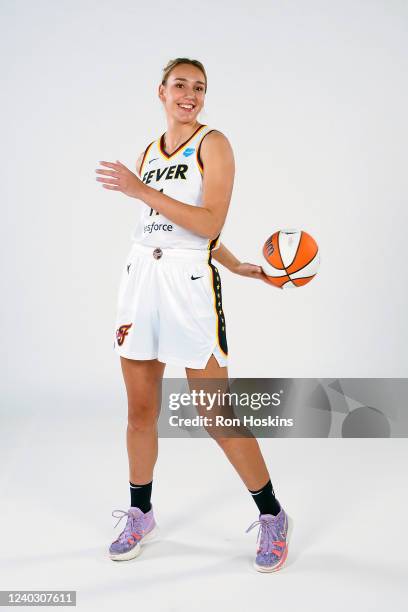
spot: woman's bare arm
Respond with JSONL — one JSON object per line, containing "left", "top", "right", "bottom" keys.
{"left": 98, "top": 148, "right": 269, "bottom": 283}
{"left": 212, "top": 242, "right": 270, "bottom": 282}
{"left": 96, "top": 131, "right": 234, "bottom": 240}
{"left": 136, "top": 131, "right": 234, "bottom": 239}
{"left": 211, "top": 243, "right": 240, "bottom": 272}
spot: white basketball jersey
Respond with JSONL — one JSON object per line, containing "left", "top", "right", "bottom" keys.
{"left": 131, "top": 124, "right": 220, "bottom": 251}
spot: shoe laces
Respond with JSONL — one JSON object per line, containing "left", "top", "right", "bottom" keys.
{"left": 246, "top": 516, "right": 282, "bottom": 554}
{"left": 111, "top": 509, "right": 144, "bottom": 543}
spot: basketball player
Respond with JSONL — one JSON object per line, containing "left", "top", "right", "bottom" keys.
{"left": 95, "top": 58, "right": 292, "bottom": 572}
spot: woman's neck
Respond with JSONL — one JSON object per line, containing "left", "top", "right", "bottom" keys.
{"left": 164, "top": 117, "right": 203, "bottom": 153}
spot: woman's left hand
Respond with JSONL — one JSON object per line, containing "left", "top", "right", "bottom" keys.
{"left": 95, "top": 160, "right": 146, "bottom": 199}
{"left": 235, "top": 262, "right": 270, "bottom": 284}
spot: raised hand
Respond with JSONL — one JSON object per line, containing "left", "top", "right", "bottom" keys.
{"left": 95, "top": 160, "right": 146, "bottom": 199}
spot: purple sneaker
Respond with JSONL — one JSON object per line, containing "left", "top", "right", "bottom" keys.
{"left": 246, "top": 504, "right": 293, "bottom": 572}
{"left": 109, "top": 506, "right": 157, "bottom": 561}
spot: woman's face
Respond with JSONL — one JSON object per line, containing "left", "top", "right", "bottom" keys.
{"left": 158, "top": 64, "right": 206, "bottom": 124}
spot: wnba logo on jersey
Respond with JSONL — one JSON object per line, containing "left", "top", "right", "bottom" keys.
{"left": 116, "top": 323, "right": 133, "bottom": 346}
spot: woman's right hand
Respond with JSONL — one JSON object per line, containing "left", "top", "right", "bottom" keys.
{"left": 234, "top": 262, "right": 271, "bottom": 284}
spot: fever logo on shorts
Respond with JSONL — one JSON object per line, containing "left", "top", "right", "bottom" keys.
{"left": 116, "top": 323, "right": 133, "bottom": 346}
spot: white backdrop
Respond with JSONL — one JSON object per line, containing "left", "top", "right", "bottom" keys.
{"left": 2, "top": 3, "right": 408, "bottom": 611}
{"left": 1, "top": 0, "right": 407, "bottom": 403}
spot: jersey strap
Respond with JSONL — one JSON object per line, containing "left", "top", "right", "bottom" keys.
{"left": 196, "top": 129, "right": 218, "bottom": 175}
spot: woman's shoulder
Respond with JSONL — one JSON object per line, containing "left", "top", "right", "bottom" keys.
{"left": 200, "top": 127, "right": 232, "bottom": 149}
{"left": 199, "top": 128, "right": 233, "bottom": 154}
{"left": 198, "top": 128, "right": 234, "bottom": 173}
{"left": 202, "top": 126, "right": 227, "bottom": 139}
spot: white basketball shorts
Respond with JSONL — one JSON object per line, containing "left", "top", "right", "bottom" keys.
{"left": 113, "top": 243, "right": 228, "bottom": 369}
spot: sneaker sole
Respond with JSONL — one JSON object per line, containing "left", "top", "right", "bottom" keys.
{"left": 254, "top": 515, "right": 294, "bottom": 573}
{"left": 109, "top": 525, "right": 159, "bottom": 561}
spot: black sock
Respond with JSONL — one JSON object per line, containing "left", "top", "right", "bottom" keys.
{"left": 249, "top": 479, "right": 281, "bottom": 516}
{"left": 129, "top": 480, "right": 152, "bottom": 513}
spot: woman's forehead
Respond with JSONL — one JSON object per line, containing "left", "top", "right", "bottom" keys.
{"left": 168, "top": 65, "right": 205, "bottom": 84}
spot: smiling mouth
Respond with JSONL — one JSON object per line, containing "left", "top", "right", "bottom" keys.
{"left": 177, "top": 103, "right": 195, "bottom": 112}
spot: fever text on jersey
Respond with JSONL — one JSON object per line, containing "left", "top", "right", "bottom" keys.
{"left": 142, "top": 164, "right": 188, "bottom": 184}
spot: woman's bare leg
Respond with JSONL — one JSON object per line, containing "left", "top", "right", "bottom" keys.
{"left": 120, "top": 357, "right": 166, "bottom": 484}
{"left": 185, "top": 355, "right": 270, "bottom": 490}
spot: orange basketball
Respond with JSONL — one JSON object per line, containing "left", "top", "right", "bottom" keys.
{"left": 262, "top": 229, "right": 320, "bottom": 289}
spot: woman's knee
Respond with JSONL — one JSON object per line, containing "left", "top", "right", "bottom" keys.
{"left": 127, "top": 401, "right": 158, "bottom": 431}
